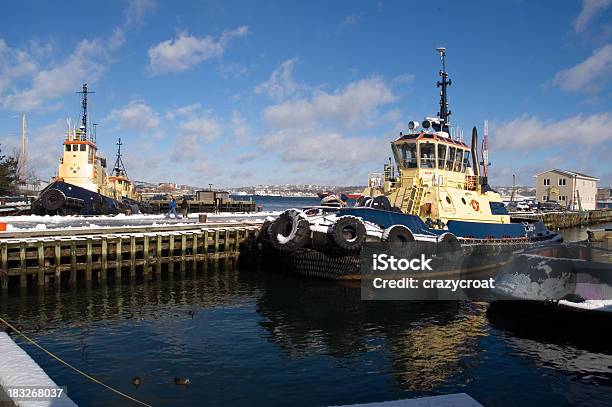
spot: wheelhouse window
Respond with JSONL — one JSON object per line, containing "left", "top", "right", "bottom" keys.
{"left": 399, "top": 143, "right": 418, "bottom": 168}
{"left": 72, "top": 145, "right": 78, "bottom": 151}
{"left": 454, "top": 149, "right": 463, "bottom": 172}
{"left": 80, "top": 144, "right": 86, "bottom": 151}
{"left": 462, "top": 151, "right": 471, "bottom": 173}
{"left": 437, "top": 144, "right": 447, "bottom": 169}
{"left": 419, "top": 142, "right": 436, "bottom": 168}
{"left": 446, "top": 147, "right": 456, "bottom": 171}
{"left": 65, "top": 145, "right": 70, "bottom": 151}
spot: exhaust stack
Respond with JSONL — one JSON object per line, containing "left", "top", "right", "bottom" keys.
{"left": 471, "top": 127, "right": 480, "bottom": 177}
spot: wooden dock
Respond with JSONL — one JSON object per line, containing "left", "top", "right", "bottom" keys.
{"left": 0, "top": 222, "right": 261, "bottom": 291}
{"left": 511, "top": 209, "right": 612, "bottom": 229}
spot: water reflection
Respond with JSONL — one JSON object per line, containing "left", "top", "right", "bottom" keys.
{"left": 0, "top": 257, "right": 610, "bottom": 406}
{"left": 255, "top": 276, "right": 488, "bottom": 390}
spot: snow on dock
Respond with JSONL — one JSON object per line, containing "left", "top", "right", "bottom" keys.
{"left": 0, "top": 211, "right": 280, "bottom": 232}
{"left": 334, "top": 393, "right": 483, "bottom": 407}
{"left": 0, "top": 332, "right": 77, "bottom": 407}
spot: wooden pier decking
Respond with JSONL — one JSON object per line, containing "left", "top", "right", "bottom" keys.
{"left": 0, "top": 222, "right": 262, "bottom": 291}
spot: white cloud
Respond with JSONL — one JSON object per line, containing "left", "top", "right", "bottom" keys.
{"left": 264, "top": 77, "right": 395, "bottom": 129}
{"left": 254, "top": 58, "right": 301, "bottom": 100}
{"left": 165, "top": 103, "right": 202, "bottom": 120}
{"left": 1, "top": 39, "right": 110, "bottom": 111}
{"left": 341, "top": 13, "right": 362, "bottom": 26}
{"left": 492, "top": 112, "right": 612, "bottom": 149}
{"left": 0, "top": 38, "right": 38, "bottom": 95}
{"left": 125, "top": 0, "right": 156, "bottom": 26}
{"left": 180, "top": 115, "right": 220, "bottom": 143}
{"left": 147, "top": 26, "right": 249, "bottom": 75}
{"left": 574, "top": 0, "right": 612, "bottom": 32}
{"left": 553, "top": 44, "right": 612, "bottom": 92}
{"left": 0, "top": 120, "right": 65, "bottom": 181}
{"left": 260, "top": 129, "right": 388, "bottom": 171}
{"left": 107, "top": 101, "right": 161, "bottom": 130}
{"left": 231, "top": 111, "right": 250, "bottom": 144}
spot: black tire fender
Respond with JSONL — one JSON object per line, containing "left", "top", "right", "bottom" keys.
{"left": 371, "top": 195, "right": 392, "bottom": 211}
{"left": 330, "top": 215, "right": 366, "bottom": 252}
{"left": 437, "top": 232, "right": 462, "bottom": 262}
{"left": 41, "top": 189, "right": 66, "bottom": 211}
{"left": 269, "top": 209, "right": 311, "bottom": 252}
{"left": 382, "top": 225, "right": 415, "bottom": 257}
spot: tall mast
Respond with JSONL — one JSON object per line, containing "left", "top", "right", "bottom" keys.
{"left": 113, "top": 138, "right": 128, "bottom": 178}
{"left": 76, "top": 83, "right": 95, "bottom": 141}
{"left": 21, "top": 112, "right": 26, "bottom": 181}
{"left": 436, "top": 47, "right": 452, "bottom": 128}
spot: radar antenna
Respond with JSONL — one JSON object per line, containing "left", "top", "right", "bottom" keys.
{"left": 113, "top": 138, "right": 128, "bottom": 178}
{"left": 436, "top": 47, "right": 451, "bottom": 130}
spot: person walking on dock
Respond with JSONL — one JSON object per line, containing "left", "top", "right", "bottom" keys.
{"left": 167, "top": 195, "right": 178, "bottom": 218}
{"left": 181, "top": 197, "right": 189, "bottom": 218}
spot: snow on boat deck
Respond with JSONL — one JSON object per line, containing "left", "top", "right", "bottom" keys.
{"left": 334, "top": 393, "right": 483, "bottom": 407}
{"left": 0, "top": 332, "right": 77, "bottom": 407}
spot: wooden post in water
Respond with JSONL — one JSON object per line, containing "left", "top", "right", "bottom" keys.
{"left": 85, "top": 238, "right": 93, "bottom": 281}
{"left": 168, "top": 234, "right": 175, "bottom": 273}
{"left": 37, "top": 242, "right": 44, "bottom": 286}
{"left": 54, "top": 242, "right": 61, "bottom": 283}
{"left": 214, "top": 230, "right": 220, "bottom": 253}
{"left": 1, "top": 244, "right": 7, "bottom": 290}
{"left": 191, "top": 233, "right": 198, "bottom": 272}
{"left": 19, "top": 243, "right": 27, "bottom": 287}
{"left": 156, "top": 234, "right": 162, "bottom": 276}
{"left": 180, "top": 233, "right": 187, "bottom": 272}
{"left": 115, "top": 237, "right": 123, "bottom": 280}
{"left": 101, "top": 237, "right": 108, "bottom": 281}
{"left": 70, "top": 241, "right": 77, "bottom": 284}
{"left": 130, "top": 236, "right": 136, "bottom": 278}
{"left": 202, "top": 230, "right": 209, "bottom": 255}
{"left": 143, "top": 235, "right": 150, "bottom": 277}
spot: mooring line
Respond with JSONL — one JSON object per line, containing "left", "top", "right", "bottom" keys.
{"left": 0, "top": 316, "right": 152, "bottom": 407}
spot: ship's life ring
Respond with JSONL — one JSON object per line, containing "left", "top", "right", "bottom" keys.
{"left": 382, "top": 224, "right": 415, "bottom": 257}
{"left": 269, "top": 209, "right": 311, "bottom": 252}
{"left": 330, "top": 215, "right": 366, "bottom": 252}
{"left": 471, "top": 199, "right": 480, "bottom": 211}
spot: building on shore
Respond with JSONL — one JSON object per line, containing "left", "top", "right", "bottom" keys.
{"left": 597, "top": 187, "right": 612, "bottom": 209}
{"left": 535, "top": 169, "right": 598, "bottom": 210}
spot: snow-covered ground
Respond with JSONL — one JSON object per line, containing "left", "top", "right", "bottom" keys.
{"left": 0, "top": 332, "right": 77, "bottom": 406}
{"left": 0, "top": 212, "right": 279, "bottom": 232}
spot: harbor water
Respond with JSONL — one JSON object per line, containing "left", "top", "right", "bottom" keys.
{"left": 0, "top": 197, "right": 611, "bottom": 406}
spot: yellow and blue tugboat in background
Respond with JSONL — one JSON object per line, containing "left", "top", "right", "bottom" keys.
{"left": 260, "top": 48, "right": 561, "bottom": 278}
{"left": 31, "top": 84, "right": 145, "bottom": 216}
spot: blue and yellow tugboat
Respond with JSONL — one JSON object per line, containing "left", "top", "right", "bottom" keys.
{"left": 259, "top": 48, "right": 561, "bottom": 279}
{"left": 31, "top": 84, "right": 146, "bottom": 216}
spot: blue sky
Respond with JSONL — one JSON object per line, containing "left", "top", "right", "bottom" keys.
{"left": 0, "top": 0, "right": 611, "bottom": 187}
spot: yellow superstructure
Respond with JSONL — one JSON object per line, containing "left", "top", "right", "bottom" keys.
{"left": 363, "top": 130, "right": 509, "bottom": 226}
{"left": 55, "top": 83, "right": 139, "bottom": 202}
{"left": 363, "top": 48, "right": 509, "bottom": 227}
{"left": 57, "top": 128, "right": 107, "bottom": 194}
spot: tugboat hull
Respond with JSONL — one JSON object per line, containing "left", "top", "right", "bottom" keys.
{"left": 31, "top": 181, "right": 130, "bottom": 216}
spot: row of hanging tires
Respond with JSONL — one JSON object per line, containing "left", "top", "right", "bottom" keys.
{"left": 258, "top": 209, "right": 462, "bottom": 259}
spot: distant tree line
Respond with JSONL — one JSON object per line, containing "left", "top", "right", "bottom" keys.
{"left": 0, "top": 145, "right": 19, "bottom": 195}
